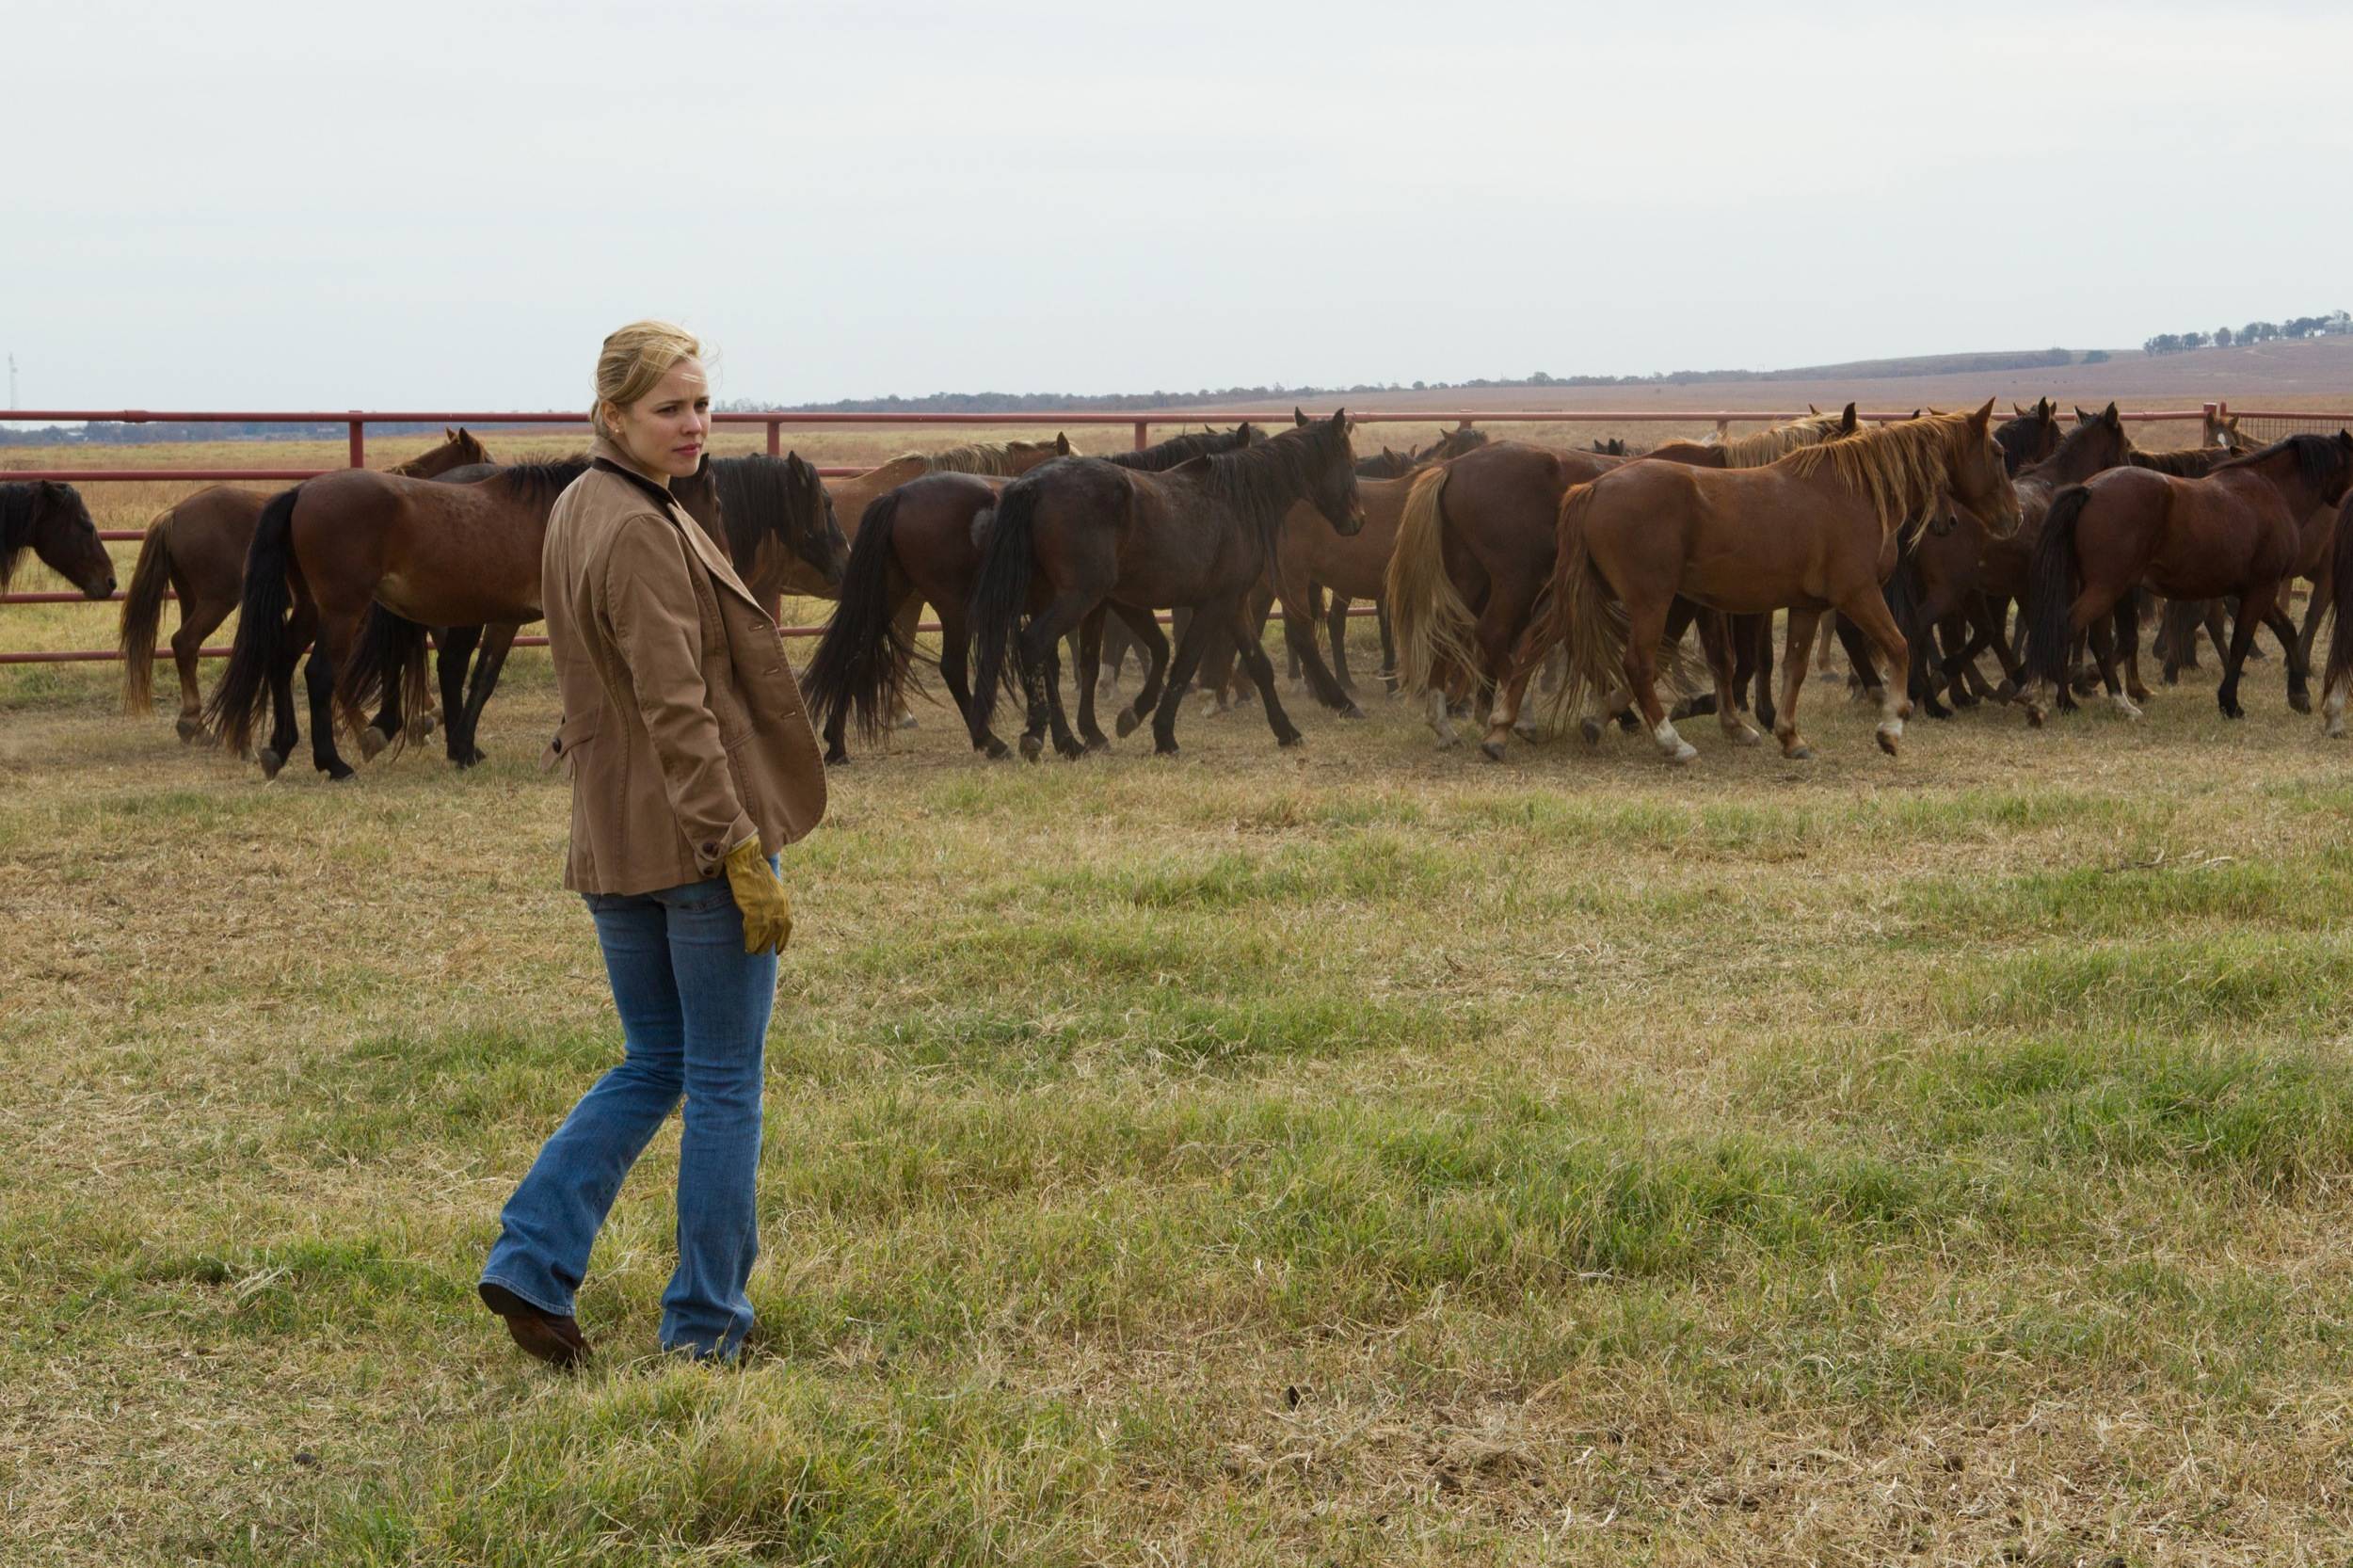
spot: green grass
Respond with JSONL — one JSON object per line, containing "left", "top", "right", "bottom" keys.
{"left": 8, "top": 624, "right": 2353, "bottom": 1564}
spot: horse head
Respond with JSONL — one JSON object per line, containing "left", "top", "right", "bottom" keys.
{"left": 1949, "top": 399, "right": 2022, "bottom": 537}
{"left": 0, "top": 481, "right": 114, "bottom": 599}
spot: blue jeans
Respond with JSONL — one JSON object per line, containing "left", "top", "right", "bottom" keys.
{"left": 482, "top": 865, "right": 776, "bottom": 1359}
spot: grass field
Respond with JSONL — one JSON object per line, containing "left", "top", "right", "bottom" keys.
{"left": 7, "top": 485, "right": 2353, "bottom": 1565}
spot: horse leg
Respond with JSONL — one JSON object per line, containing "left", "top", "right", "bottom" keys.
{"left": 436, "top": 625, "right": 483, "bottom": 761}
{"left": 454, "top": 624, "right": 516, "bottom": 767}
{"left": 2260, "top": 600, "right": 2311, "bottom": 712}
{"left": 1225, "top": 597, "right": 1306, "bottom": 749}
{"left": 2217, "top": 582, "right": 2281, "bottom": 719}
{"left": 2116, "top": 600, "right": 2153, "bottom": 707}
{"left": 1613, "top": 595, "right": 1694, "bottom": 765}
{"left": 1016, "top": 592, "right": 1093, "bottom": 760}
{"left": 1075, "top": 604, "right": 1112, "bottom": 752}
{"left": 1472, "top": 576, "right": 1542, "bottom": 759}
{"left": 1112, "top": 605, "right": 1172, "bottom": 741}
{"left": 1832, "top": 585, "right": 1913, "bottom": 755}
{"left": 2297, "top": 561, "right": 2332, "bottom": 674}
{"left": 1149, "top": 607, "right": 1221, "bottom": 756}
{"left": 1834, "top": 615, "right": 1886, "bottom": 706}
{"left": 303, "top": 615, "right": 358, "bottom": 781}
{"left": 1376, "top": 599, "right": 1399, "bottom": 694}
{"left": 256, "top": 598, "right": 316, "bottom": 780}
{"left": 1774, "top": 608, "right": 1824, "bottom": 759}
{"left": 1275, "top": 570, "right": 1360, "bottom": 719}
{"left": 1325, "top": 591, "right": 1356, "bottom": 696}
{"left": 938, "top": 605, "right": 1007, "bottom": 760}
{"left": 172, "top": 591, "right": 231, "bottom": 744}
{"left": 1700, "top": 611, "right": 1760, "bottom": 746}
{"left": 889, "top": 600, "right": 922, "bottom": 728}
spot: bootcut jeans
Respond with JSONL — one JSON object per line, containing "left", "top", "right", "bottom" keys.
{"left": 481, "top": 862, "right": 777, "bottom": 1359}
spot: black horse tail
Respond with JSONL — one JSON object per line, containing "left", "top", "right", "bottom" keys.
{"left": 2325, "top": 494, "right": 2353, "bottom": 714}
{"left": 1881, "top": 522, "right": 1929, "bottom": 703}
{"left": 2022, "top": 485, "right": 2092, "bottom": 689}
{"left": 803, "top": 488, "right": 917, "bottom": 745}
{"left": 337, "top": 603, "right": 432, "bottom": 752}
{"left": 118, "top": 508, "right": 176, "bottom": 713}
{"left": 965, "top": 472, "right": 1043, "bottom": 745}
{"left": 204, "top": 487, "right": 301, "bottom": 755}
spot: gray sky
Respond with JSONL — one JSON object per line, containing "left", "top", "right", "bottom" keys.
{"left": 7, "top": 0, "right": 2348, "bottom": 412}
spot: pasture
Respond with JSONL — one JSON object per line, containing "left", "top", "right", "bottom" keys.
{"left": 6, "top": 439, "right": 2353, "bottom": 1564}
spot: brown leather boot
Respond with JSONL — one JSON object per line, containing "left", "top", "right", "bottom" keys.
{"left": 479, "top": 1282, "right": 592, "bottom": 1369}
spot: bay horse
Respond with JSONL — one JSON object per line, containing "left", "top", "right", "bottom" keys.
{"left": 386, "top": 452, "right": 846, "bottom": 769}
{"left": 1526, "top": 402, "right": 2018, "bottom": 764}
{"left": 118, "top": 427, "right": 493, "bottom": 739}
{"left": 1995, "top": 399, "right": 2062, "bottom": 474}
{"left": 2321, "top": 491, "right": 2353, "bottom": 736}
{"left": 802, "top": 474, "right": 1171, "bottom": 763}
{"left": 1, "top": 481, "right": 115, "bottom": 603}
{"left": 968, "top": 411, "right": 1362, "bottom": 758}
{"left": 824, "top": 435, "right": 1070, "bottom": 546}
{"left": 2019, "top": 432, "right": 2353, "bottom": 725}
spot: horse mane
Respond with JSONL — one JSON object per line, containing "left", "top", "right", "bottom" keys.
{"left": 1711, "top": 410, "right": 1853, "bottom": 466}
{"left": 1193, "top": 422, "right": 1342, "bottom": 539}
{"left": 0, "top": 482, "right": 43, "bottom": 590}
{"left": 2215, "top": 432, "right": 2349, "bottom": 489}
{"left": 1106, "top": 424, "right": 1259, "bottom": 472}
{"left": 484, "top": 458, "right": 592, "bottom": 508}
{"left": 709, "top": 453, "right": 822, "bottom": 567}
{"left": 1781, "top": 412, "right": 1977, "bottom": 543}
{"left": 889, "top": 439, "right": 1048, "bottom": 477}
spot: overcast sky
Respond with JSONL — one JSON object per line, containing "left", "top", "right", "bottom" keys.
{"left": 7, "top": 0, "right": 2348, "bottom": 413}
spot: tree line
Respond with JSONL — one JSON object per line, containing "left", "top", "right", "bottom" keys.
{"left": 2144, "top": 312, "right": 2352, "bottom": 355}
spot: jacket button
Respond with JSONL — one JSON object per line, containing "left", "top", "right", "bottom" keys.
{"left": 702, "top": 841, "right": 719, "bottom": 856}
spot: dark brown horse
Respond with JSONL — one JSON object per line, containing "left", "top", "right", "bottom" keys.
{"left": 968, "top": 412, "right": 1362, "bottom": 758}
{"left": 1994, "top": 398, "right": 2062, "bottom": 474}
{"left": 390, "top": 452, "right": 846, "bottom": 768}
{"left": 1527, "top": 404, "right": 2018, "bottom": 763}
{"left": 2, "top": 481, "right": 114, "bottom": 602}
{"left": 824, "top": 436, "right": 1071, "bottom": 548}
{"left": 2322, "top": 491, "right": 2353, "bottom": 736}
{"left": 2020, "top": 432, "right": 2353, "bottom": 724}
{"left": 802, "top": 474, "right": 1170, "bottom": 763}
{"left": 119, "top": 427, "right": 492, "bottom": 738}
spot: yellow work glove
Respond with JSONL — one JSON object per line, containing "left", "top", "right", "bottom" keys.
{"left": 722, "top": 837, "right": 793, "bottom": 955}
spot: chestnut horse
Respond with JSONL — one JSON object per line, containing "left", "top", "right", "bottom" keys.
{"left": 1, "top": 481, "right": 114, "bottom": 603}
{"left": 1386, "top": 408, "right": 1859, "bottom": 757}
{"left": 2019, "top": 432, "right": 2353, "bottom": 725}
{"left": 1526, "top": 403, "right": 2018, "bottom": 764}
{"left": 118, "top": 427, "right": 492, "bottom": 739}
{"left": 968, "top": 412, "right": 1362, "bottom": 758}
{"left": 802, "top": 473, "right": 1171, "bottom": 763}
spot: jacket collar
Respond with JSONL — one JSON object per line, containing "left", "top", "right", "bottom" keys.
{"left": 588, "top": 436, "right": 773, "bottom": 625}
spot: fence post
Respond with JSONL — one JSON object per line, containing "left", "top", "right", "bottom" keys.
{"left": 766, "top": 419, "right": 781, "bottom": 457}
{"left": 1133, "top": 420, "right": 1149, "bottom": 451}
{"left": 347, "top": 417, "right": 365, "bottom": 469}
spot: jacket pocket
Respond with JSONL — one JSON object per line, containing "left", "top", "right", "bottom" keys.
{"left": 541, "top": 712, "right": 600, "bottom": 774}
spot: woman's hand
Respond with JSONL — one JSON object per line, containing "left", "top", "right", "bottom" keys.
{"left": 722, "top": 838, "right": 794, "bottom": 954}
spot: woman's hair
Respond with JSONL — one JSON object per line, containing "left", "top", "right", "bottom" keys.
{"left": 594, "top": 320, "right": 706, "bottom": 436}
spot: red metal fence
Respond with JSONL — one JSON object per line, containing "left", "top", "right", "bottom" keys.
{"left": 0, "top": 401, "right": 2256, "bottom": 667}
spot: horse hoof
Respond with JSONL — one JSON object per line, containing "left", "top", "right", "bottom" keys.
{"left": 1340, "top": 704, "right": 1366, "bottom": 722}
{"left": 1056, "top": 743, "right": 1085, "bottom": 761}
{"left": 1433, "top": 734, "right": 1461, "bottom": 751}
{"left": 1479, "top": 738, "right": 1507, "bottom": 761}
{"left": 1278, "top": 732, "right": 1305, "bottom": 749}
{"left": 1729, "top": 726, "right": 1762, "bottom": 747}
{"left": 981, "top": 740, "right": 1011, "bottom": 760}
{"left": 1114, "top": 710, "right": 1142, "bottom": 739}
{"left": 2291, "top": 691, "right": 2313, "bottom": 715}
{"left": 358, "top": 726, "right": 392, "bottom": 761}
{"left": 176, "top": 716, "right": 204, "bottom": 744}
{"left": 824, "top": 750, "right": 850, "bottom": 767}
{"left": 324, "top": 763, "right": 357, "bottom": 782}
{"left": 256, "top": 748, "right": 285, "bottom": 780}
{"left": 1877, "top": 729, "right": 1900, "bottom": 757}
{"left": 1018, "top": 735, "right": 1043, "bottom": 761}
{"left": 417, "top": 712, "right": 440, "bottom": 738}
{"left": 1084, "top": 738, "right": 1111, "bottom": 756}
{"left": 1785, "top": 744, "right": 1814, "bottom": 760}
{"left": 896, "top": 711, "right": 920, "bottom": 731}
{"left": 1667, "top": 743, "right": 1700, "bottom": 766}
{"left": 1155, "top": 742, "right": 1180, "bottom": 757}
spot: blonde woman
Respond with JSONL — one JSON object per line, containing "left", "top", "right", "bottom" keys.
{"left": 479, "top": 321, "right": 825, "bottom": 1366}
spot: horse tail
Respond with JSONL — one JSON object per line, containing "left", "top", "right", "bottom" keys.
{"left": 1533, "top": 481, "right": 1623, "bottom": 729}
{"left": 2023, "top": 484, "right": 2091, "bottom": 689}
{"left": 967, "top": 472, "right": 1043, "bottom": 744}
{"left": 204, "top": 487, "right": 301, "bottom": 755}
{"left": 1384, "top": 463, "right": 1478, "bottom": 697}
{"left": 118, "top": 508, "right": 176, "bottom": 713}
{"left": 2325, "top": 496, "right": 2353, "bottom": 712}
{"left": 337, "top": 603, "right": 431, "bottom": 751}
{"left": 803, "top": 488, "right": 918, "bottom": 745}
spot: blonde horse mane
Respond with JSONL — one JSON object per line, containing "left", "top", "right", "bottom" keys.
{"left": 1780, "top": 412, "right": 1975, "bottom": 543}
{"left": 1707, "top": 410, "right": 1855, "bottom": 466}
{"left": 889, "top": 438, "right": 1056, "bottom": 476}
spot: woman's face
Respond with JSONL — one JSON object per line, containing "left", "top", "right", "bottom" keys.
{"left": 605, "top": 357, "right": 711, "bottom": 478}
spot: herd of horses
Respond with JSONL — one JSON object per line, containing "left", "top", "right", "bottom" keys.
{"left": 8, "top": 394, "right": 2353, "bottom": 780}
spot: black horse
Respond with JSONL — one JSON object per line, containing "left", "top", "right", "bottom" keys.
{"left": 2, "top": 481, "right": 115, "bottom": 602}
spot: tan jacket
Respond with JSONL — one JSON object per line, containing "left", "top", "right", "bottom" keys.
{"left": 540, "top": 436, "right": 826, "bottom": 895}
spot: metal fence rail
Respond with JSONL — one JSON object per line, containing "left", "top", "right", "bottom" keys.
{"left": 0, "top": 401, "right": 2257, "bottom": 666}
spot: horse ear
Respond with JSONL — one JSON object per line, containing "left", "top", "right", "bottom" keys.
{"left": 1808, "top": 404, "right": 1820, "bottom": 416}
{"left": 1839, "top": 402, "right": 1858, "bottom": 433}
{"left": 1331, "top": 408, "right": 1348, "bottom": 426}
{"left": 1971, "top": 397, "right": 1994, "bottom": 426}
{"left": 1294, "top": 407, "right": 1309, "bottom": 426}
{"left": 2011, "top": 402, "right": 2025, "bottom": 417}
{"left": 2040, "top": 397, "right": 2055, "bottom": 418}
{"left": 1055, "top": 431, "right": 1070, "bottom": 455}
{"left": 2102, "top": 401, "right": 2121, "bottom": 429}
